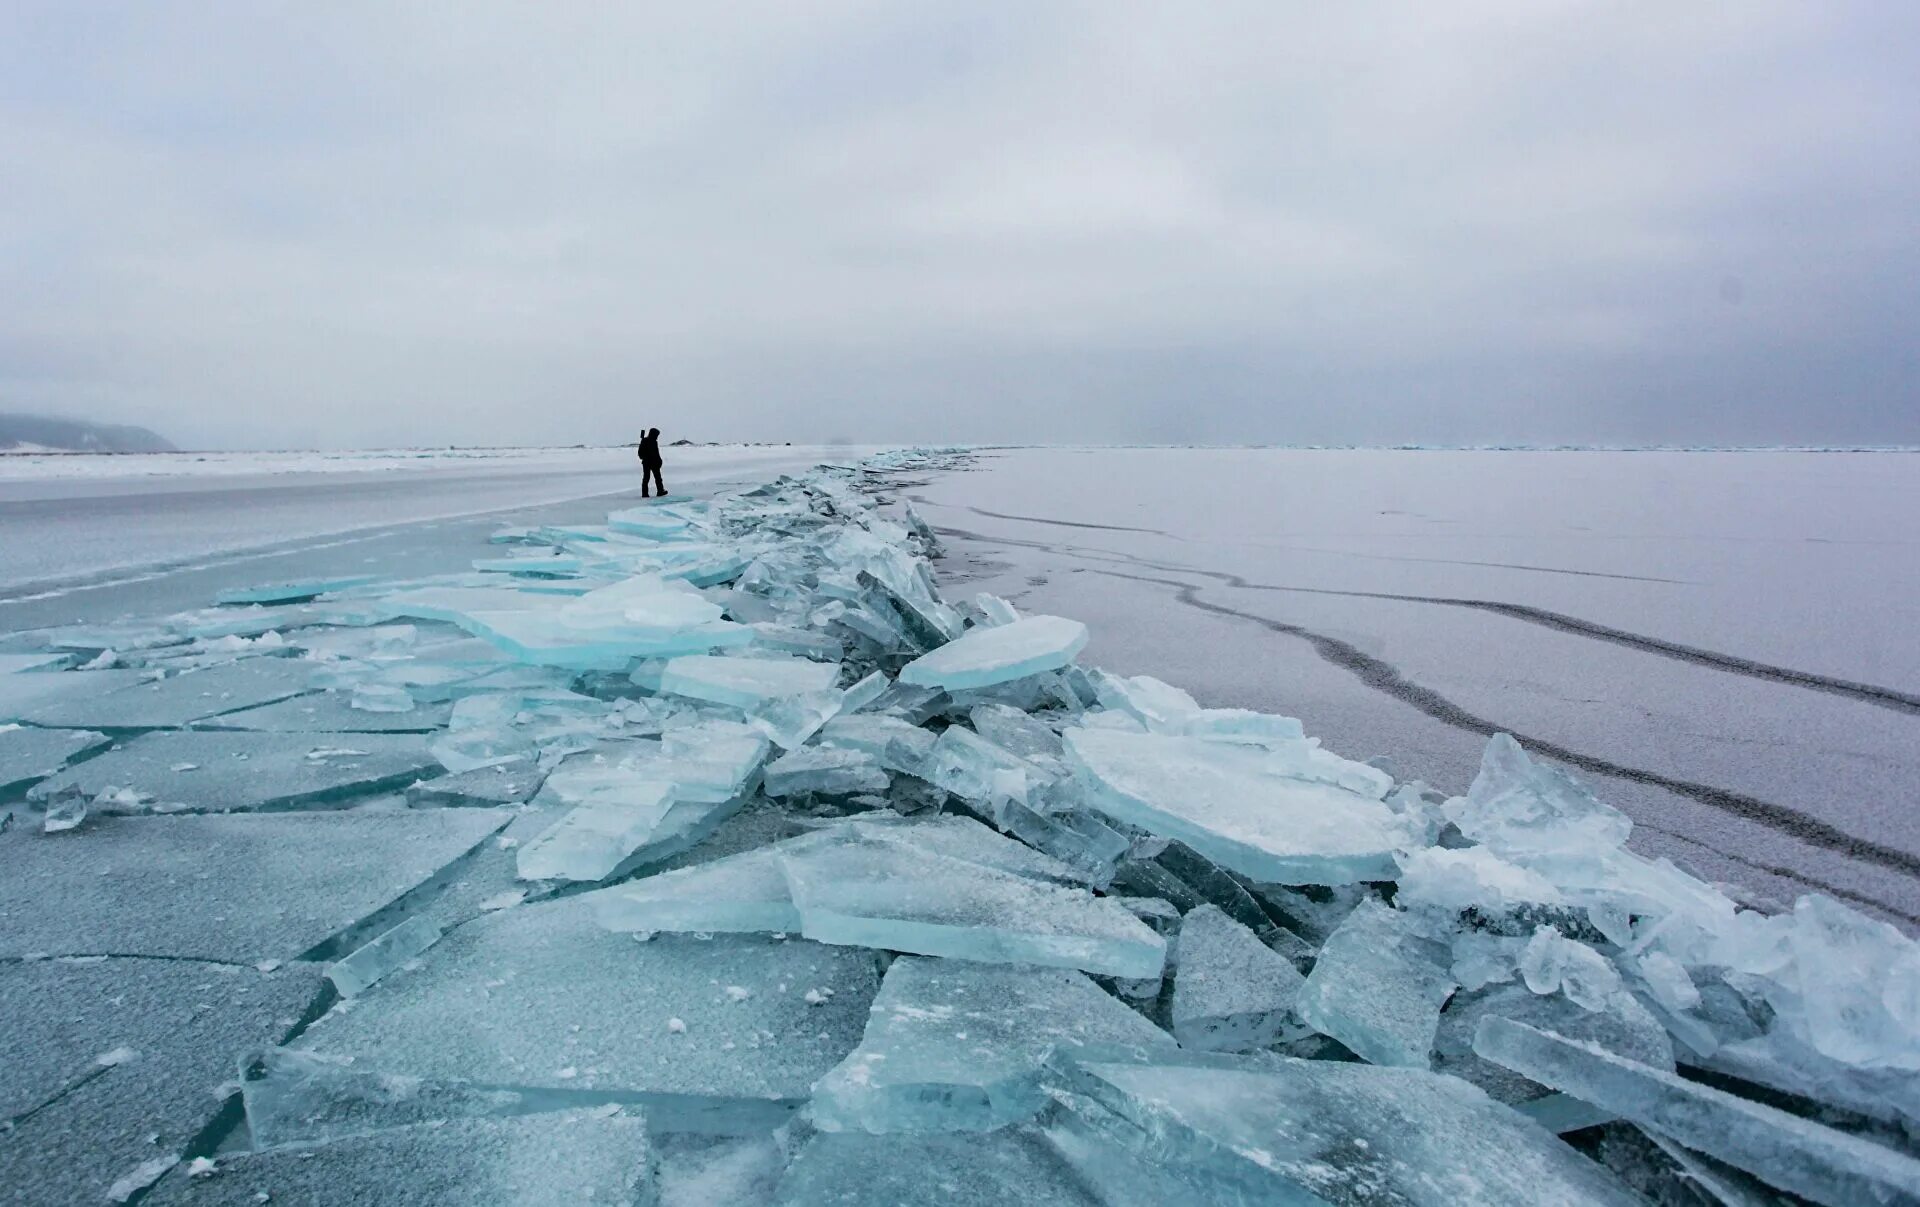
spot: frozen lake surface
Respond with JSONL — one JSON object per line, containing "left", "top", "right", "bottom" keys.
{"left": 3, "top": 445, "right": 1916, "bottom": 1204}
{"left": 911, "top": 448, "right": 1920, "bottom": 925}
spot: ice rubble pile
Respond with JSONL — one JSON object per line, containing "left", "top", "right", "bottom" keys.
{"left": 3, "top": 451, "right": 1919, "bottom": 1205}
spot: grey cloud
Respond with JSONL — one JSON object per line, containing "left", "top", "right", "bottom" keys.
{"left": 1, "top": 1, "right": 1915, "bottom": 448}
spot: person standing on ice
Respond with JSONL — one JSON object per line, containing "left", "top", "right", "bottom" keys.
{"left": 638, "top": 427, "right": 667, "bottom": 498}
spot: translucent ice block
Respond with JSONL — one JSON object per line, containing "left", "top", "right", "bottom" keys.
{"left": 327, "top": 914, "right": 444, "bottom": 997}
{"left": 515, "top": 779, "right": 678, "bottom": 883}
{"left": 762, "top": 746, "right": 890, "bottom": 797}
{"left": 1171, "top": 904, "right": 1308, "bottom": 1053}
{"left": 1473, "top": 1016, "right": 1920, "bottom": 1207}
{"left": 589, "top": 847, "right": 802, "bottom": 935}
{"left": 810, "top": 957, "right": 1174, "bottom": 1134}
{"left": 923, "top": 725, "right": 1043, "bottom": 807}
{"left": 1047, "top": 1049, "right": 1645, "bottom": 1206}
{"left": 969, "top": 702, "right": 1063, "bottom": 759}
{"left": 818, "top": 714, "right": 937, "bottom": 775}
{"left": 776, "top": 1130, "right": 1094, "bottom": 1207}
{"left": 1065, "top": 728, "right": 1406, "bottom": 885}
{"left": 1445, "top": 733, "right": 1632, "bottom": 857}
{"left": 298, "top": 899, "right": 879, "bottom": 1132}
{"left": 657, "top": 654, "right": 840, "bottom": 709}
{"left": 239, "top": 1048, "right": 529, "bottom": 1150}
{"left": 778, "top": 828, "right": 1166, "bottom": 978}
{"left": 897, "top": 615, "right": 1089, "bottom": 691}
{"left": 1295, "top": 899, "right": 1457, "bottom": 1067}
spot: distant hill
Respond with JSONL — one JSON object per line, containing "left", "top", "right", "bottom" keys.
{"left": 0, "top": 413, "right": 176, "bottom": 453}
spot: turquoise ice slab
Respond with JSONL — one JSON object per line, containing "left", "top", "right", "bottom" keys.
{"left": 591, "top": 846, "right": 803, "bottom": 935}
{"left": 1295, "top": 899, "right": 1457, "bottom": 1068}
{"left": 515, "top": 779, "right": 679, "bottom": 882}
{"left": 897, "top": 614, "right": 1088, "bottom": 690}
{"left": 774, "top": 1129, "right": 1101, "bottom": 1207}
{"left": 215, "top": 575, "right": 380, "bottom": 605}
{"left": 26, "top": 730, "right": 441, "bottom": 813}
{"left": 1434, "top": 982, "right": 1673, "bottom": 1106}
{"left": 0, "top": 959, "right": 328, "bottom": 1207}
{"left": 1474, "top": 1016, "right": 1920, "bottom": 1207}
{"left": 21, "top": 658, "right": 317, "bottom": 729}
{"left": 1170, "top": 903, "right": 1308, "bottom": 1053}
{"left": 1045, "top": 1049, "right": 1645, "bottom": 1206}
{"left": 763, "top": 745, "right": 889, "bottom": 797}
{"left": 141, "top": 1111, "right": 653, "bottom": 1206}
{"left": 0, "top": 725, "right": 109, "bottom": 796}
{"left": 658, "top": 654, "right": 840, "bottom": 708}
{"left": 778, "top": 828, "right": 1166, "bottom": 978}
{"left": 1065, "top": 727, "right": 1406, "bottom": 884}
{"left": 810, "top": 956, "right": 1174, "bottom": 1133}
{"left": 0, "top": 807, "right": 509, "bottom": 962}
{"left": 195, "top": 691, "right": 451, "bottom": 732}
{"left": 297, "top": 897, "right": 880, "bottom": 1133}
{"left": 0, "top": 669, "right": 148, "bottom": 723}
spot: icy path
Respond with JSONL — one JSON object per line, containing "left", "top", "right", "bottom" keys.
{"left": 0, "top": 445, "right": 861, "bottom": 602}
{"left": 910, "top": 448, "right": 1920, "bottom": 926}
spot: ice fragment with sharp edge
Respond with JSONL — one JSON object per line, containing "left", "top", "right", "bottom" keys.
{"left": 1296, "top": 899, "right": 1457, "bottom": 1067}
{"left": 1171, "top": 904, "right": 1308, "bottom": 1053}
{"left": 897, "top": 615, "right": 1088, "bottom": 690}
{"left": 326, "top": 914, "right": 443, "bottom": 997}
{"left": 1065, "top": 727, "right": 1406, "bottom": 885}
{"left": 763, "top": 745, "right": 889, "bottom": 797}
{"left": 810, "top": 957, "right": 1175, "bottom": 1134}
{"left": 1473, "top": 1015, "right": 1920, "bottom": 1207}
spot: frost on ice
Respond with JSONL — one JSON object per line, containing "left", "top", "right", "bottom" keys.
{"left": 2, "top": 448, "right": 1918, "bottom": 1205}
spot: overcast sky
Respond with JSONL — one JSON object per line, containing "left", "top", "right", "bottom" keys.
{"left": 3, "top": 3, "right": 1916, "bottom": 449}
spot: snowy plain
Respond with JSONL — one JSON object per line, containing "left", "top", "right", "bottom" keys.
{"left": 910, "top": 447, "right": 1920, "bottom": 927}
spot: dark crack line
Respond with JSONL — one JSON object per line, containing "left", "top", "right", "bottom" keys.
{"left": 1087, "top": 566, "right": 1920, "bottom": 895}
{"left": 0, "top": 952, "right": 262, "bottom": 969}
{"left": 932, "top": 522, "right": 1920, "bottom": 715}
{"left": 1, "top": 1062, "right": 115, "bottom": 1134}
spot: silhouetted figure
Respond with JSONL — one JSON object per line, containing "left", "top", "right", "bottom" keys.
{"left": 638, "top": 427, "right": 667, "bottom": 497}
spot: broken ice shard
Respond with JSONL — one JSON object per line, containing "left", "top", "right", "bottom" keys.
{"left": 1295, "top": 899, "right": 1457, "bottom": 1067}
{"left": 590, "top": 847, "right": 802, "bottom": 935}
{"left": 656, "top": 653, "right": 840, "bottom": 708}
{"left": 777, "top": 825, "right": 1165, "bottom": 978}
{"left": 326, "top": 914, "right": 443, "bottom": 997}
{"left": 1065, "top": 727, "right": 1406, "bottom": 884}
{"left": 897, "top": 614, "right": 1089, "bottom": 691}
{"left": 923, "top": 724, "right": 1043, "bottom": 807}
{"left": 239, "top": 1048, "right": 527, "bottom": 1150}
{"left": 810, "top": 957, "right": 1174, "bottom": 1134}
{"left": 1046, "top": 1050, "right": 1645, "bottom": 1206}
{"left": 515, "top": 778, "right": 678, "bottom": 883}
{"left": 817, "top": 713, "right": 938, "bottom": 775}
{"left": 762, "top": 745, "right": 889, "bottom": 797}
{"left": 1473, "top": 1015, "right": 1920, "bottom": 1207}
{"left": 298, "top": 897, "right": 878, "bottom": 1131}
{"left": 1445, "top": 732, "right": 1632, "bottom": 856}
{"left": 27, "top": 731, "right": 441, "bottom": 813}
{"left": 1170, "top": 904, "right": 1308, "bottom": 1053}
